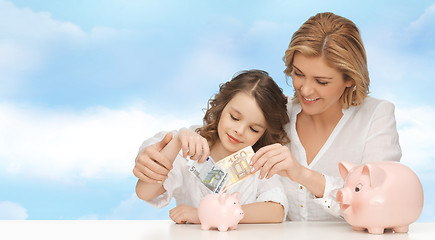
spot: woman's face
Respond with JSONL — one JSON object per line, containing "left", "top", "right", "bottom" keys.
{"left": 292, "top": 52, "right": 353, "bottom": 116}
{"left": 216, "top": 92, "right": 266, "bottom": 155}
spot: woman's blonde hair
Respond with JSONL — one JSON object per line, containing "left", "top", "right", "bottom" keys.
{"left": 196, "top": 70, "right": 290, "bottom": 151}
{"left": 283, "top": 12, "right": 369, "bottom": 108}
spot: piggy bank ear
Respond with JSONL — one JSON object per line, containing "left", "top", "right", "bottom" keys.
{"left": 362, "top": 163, "right": 386, "bottom": 188}
{"left": 231, "top": 192, "right": 241, "bottom": 201}
{"left": 338, "top": 162, "right": 356, "bottom": 180}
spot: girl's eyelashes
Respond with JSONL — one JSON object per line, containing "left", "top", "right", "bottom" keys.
{"left": 250, "top": 127, "right": 259, "bottom": 133}
{"left": 230, "top": 113, "right": 261, "bottom": 133}
{"left": 230, "top": 114, "right": 239, "bottom": 121}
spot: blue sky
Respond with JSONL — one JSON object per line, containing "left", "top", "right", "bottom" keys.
{"left": 0, "top": 0, "right": 434, "bottom": 221}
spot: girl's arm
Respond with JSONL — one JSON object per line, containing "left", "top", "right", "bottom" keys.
{"left": 240, "top": 202, "right": 285, "bottom": 223}
{"left": 240, "top": 173, "right": 288, "bottom": 223}
{"left": 168, "top": 201, "right": 285, "bottom": 224}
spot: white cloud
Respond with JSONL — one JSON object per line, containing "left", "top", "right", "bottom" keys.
{"left": 104, "top": 193, "right": 173, "bottom": 220}
{"left": 0, "top": 0, "right": 124, "bottom": 44}
{"left": 0, "top": 0, "right": 81, "bottom": 40}
{"left": 395, "top": 105, "right": 435, "bottom": 179}
{"left": 408, "top": 3, "right": 435, "bottom": 31}
{"left": 0, "top": 102, "right": 199, "bottom": 182}
{"left": 77, "top": 193, "right": 174, "bottom": 220}
{"left": 0, "top": 0, "right": 128, "bottom": 94}
{"left": 0, "top": 201, "right": 28, "bottom": 220}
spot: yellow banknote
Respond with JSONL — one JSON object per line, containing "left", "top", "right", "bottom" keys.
{"left": 216, "top": 146, "right": 254, "bottom": 192}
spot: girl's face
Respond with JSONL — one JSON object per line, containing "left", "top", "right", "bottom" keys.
{"left": 292, "top": 53, "right": 353, "bottom": 116}
{"left": 216, "top": 92, "right": 266, "bottom": 155}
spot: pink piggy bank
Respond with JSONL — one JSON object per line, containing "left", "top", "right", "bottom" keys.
{"left": 337, "top": 161, "right": 424, "bottom": 234}
{"left": 198, "top": 192, "right": 244, "bottom": 232}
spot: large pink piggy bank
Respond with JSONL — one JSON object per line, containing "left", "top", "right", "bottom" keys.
{"left": 336, "top": 161, "right": 424, "bottom": 234}
{"left": 198, "top": 192, "right": 244, "bottom": 232}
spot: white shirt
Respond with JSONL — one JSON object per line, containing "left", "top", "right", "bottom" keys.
{"left": 140, "top": 129, "right": 289, "bottom": 221}
{"left": 284, "top": 97, "right": 401, "bottom": 221}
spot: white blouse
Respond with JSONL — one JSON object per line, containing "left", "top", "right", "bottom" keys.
{"left": 140, "top": 129, "right": 289, "bottom": 221}
{"left": 283, "top": 97, "right": 402, "bottom": 221}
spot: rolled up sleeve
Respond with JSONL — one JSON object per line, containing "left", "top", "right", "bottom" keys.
{"left": 256, "top": 175, "right": 289, "bottom": 221}
{"left": 312, "top": 174, "right": 344, "bottom": 218}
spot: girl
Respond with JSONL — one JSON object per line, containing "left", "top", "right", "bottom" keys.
{"left": 134, "top": 70, "right": 290, "bottom": 224}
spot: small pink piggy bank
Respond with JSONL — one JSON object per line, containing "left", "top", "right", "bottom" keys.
{"left": 198, "top": 192, "right": 244, "bottom": 232}
{"left": 337, "top": 161, "right": 424, "bottom": 234}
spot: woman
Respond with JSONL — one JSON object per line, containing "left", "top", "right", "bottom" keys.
{"left": 249, "top": 12, "right": 401, "bottom": 221}
{"left": 134, "top": 12, "right": 401, "bottom": 221}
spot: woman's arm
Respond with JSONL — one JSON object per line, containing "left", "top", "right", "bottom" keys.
{"left": 290, "top": 166, "right": 326, "bottom": 198}
{"left": 250, "top": 143, "right": 326, "bottom": 198}
{"left": 135, "top": 133, "right": 183, "bottom": 201}
{"left": 168, "top": 201, "right": 285, "bottom": 224}
{"left": 135, "top": 128, "right": 211, "bottom": 201}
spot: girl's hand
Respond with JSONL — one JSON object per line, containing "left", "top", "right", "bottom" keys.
{"left": 133, "top": 132, "right": 174, "bottom": 184}
{"left": 250, "top": 143, "right": 303, "bottom": 180}
{"left": 169, "top": 205, "right": 200, "bottom": 224}
{"left": 176, "top": 129, "right": 210, "bottom": 163}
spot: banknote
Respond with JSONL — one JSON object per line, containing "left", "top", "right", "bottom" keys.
{"left": 188, "top": 146, "right": 255, "bottom": 193}
{"left": 215, "top": 146, "right": 255, "bottom": 192}
{"left": 188, "top": 156, "right": 229, "bottom": 193}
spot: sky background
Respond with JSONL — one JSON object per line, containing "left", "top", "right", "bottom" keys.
{"left": 0, "top": 0, "right": 434, "bottom": 221}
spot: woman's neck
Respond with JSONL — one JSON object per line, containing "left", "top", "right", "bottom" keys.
{"left": 300, "top": 103, "right": 343, "bottom": 129}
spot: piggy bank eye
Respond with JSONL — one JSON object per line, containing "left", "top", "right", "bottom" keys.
{"left": 233, "top": 202, "right": 236, "bottom": 205}
{"left": 355, "top": 183, "right": 363, "bottom": 192}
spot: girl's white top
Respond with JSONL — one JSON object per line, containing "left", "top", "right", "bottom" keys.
{"left": 139, "top": 129, "right": 289, "bottom": 221}
{"left": 284, "top": 96, "right": 401, "bottom": 221}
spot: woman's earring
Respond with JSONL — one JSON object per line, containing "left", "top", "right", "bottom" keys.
{"left": 353, "top": 85, "right": 357, "bottom": 92}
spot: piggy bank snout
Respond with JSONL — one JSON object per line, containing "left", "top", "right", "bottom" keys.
{"left": 236, "top": 212, "right": 244, "bottom": 221}
{"left": 336, "top": 188, "right": 351, "bottom": 205}
{"left": 238, "top": 209, "right": 244, "bottom": 217}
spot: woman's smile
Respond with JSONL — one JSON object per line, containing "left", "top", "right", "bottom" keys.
{"left": 301, "top": 95, "right": 320, "bottom": 104}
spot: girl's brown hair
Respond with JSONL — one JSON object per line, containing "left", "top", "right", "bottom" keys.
{"left": 196, "top": 70, "right": 290, "bottom": 151}
{"left": 283, "top": 12, "right": 370, "bottom": 108}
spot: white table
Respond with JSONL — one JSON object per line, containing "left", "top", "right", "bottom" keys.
{"left": 0, "top": 220, "right": 433, "bottom": 240}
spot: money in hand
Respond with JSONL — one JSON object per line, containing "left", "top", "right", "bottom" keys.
{"left": 215, "top": 146, "right": 255, "bottom": 192}
{"left": 189, "top": 157, "right": 229, "bottom": 193}
{"left": 188, "top": 146, "right": 255, "bottom": 193}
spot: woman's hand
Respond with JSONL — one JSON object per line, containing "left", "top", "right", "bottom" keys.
{"left": 176, "top": 129, "right": 210, "bottom": 163}
{"left": 133, "top": 132, "right": 174, "bottom": 184}
{"left": 250, "top": 143, "right": 303, "bottom": 180}
{"left": 169, "top": 205, "right": 200, "bottom": 224}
